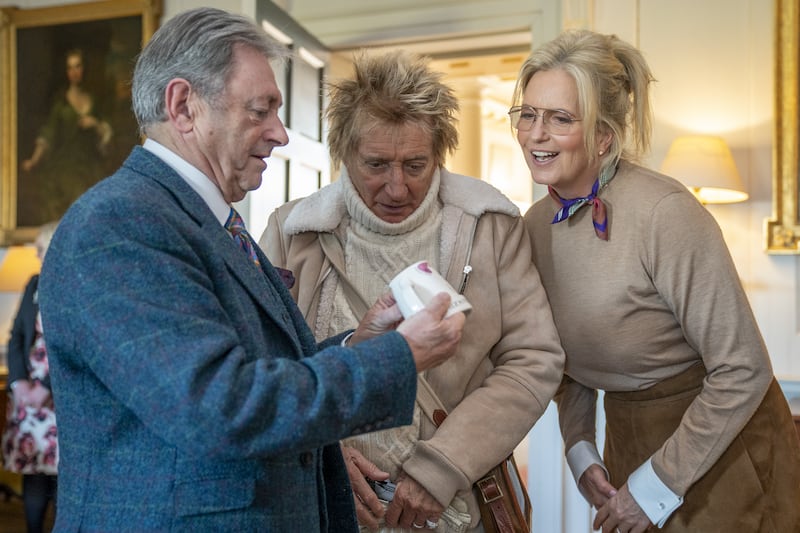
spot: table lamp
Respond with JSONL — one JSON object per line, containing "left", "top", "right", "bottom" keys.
{"left": 0, "top": 246, "right": 41, "bottom": 292}
{"left": 660, "top": 135, "right": 749, "bottom": 204}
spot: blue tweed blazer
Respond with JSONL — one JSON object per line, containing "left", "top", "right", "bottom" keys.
{"left": 38, "top": 147, "right": 417, "bottom": 532}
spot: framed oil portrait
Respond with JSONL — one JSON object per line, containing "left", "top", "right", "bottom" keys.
{"left": 766, "top": 0, "right": 800, "bottom": 253}
{"left": 0, "top": 0, "right": 162, "bottom": 245}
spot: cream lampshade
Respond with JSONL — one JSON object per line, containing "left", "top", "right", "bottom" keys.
{"left": 0, "top": 246, "right": 41, "bottom": 292}
{"left": 660, "top": 135, "right": 749, "bottom": 204}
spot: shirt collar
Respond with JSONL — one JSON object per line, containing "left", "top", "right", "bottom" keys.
{"left": 142, "top": 138, "right": 231, "bottom": 226}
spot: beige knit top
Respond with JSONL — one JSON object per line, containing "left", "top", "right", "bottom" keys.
{"left": 524, "top": 160, "right": 774, "bottom": 495}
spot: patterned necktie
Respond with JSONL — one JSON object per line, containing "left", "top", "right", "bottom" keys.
{"left": 224, "top": 207, "right": 296, "bottom": 289}
{"left": 225, "top": 207, "right": 261, "bottom": 266}
{"left": 549, "top": 163, "right": 617, "bottom": 241}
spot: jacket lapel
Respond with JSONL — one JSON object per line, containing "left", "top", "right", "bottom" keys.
{"left": 124, "top": 147, "right": 307, "bottom": 356}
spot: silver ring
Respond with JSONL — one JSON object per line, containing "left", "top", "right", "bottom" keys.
{"left": 412, "top": 523, "right": 424, "bottom": 529}
{"left": 425, "top": 518, "right": 439, "bottom": 529}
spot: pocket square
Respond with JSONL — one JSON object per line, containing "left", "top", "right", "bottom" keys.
{"left": 274, "top": 267, "right": 295, "bottom": 289}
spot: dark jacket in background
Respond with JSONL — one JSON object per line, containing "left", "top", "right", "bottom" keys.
{"left": 7, "top": 275, "right": 49, "bottom": 391}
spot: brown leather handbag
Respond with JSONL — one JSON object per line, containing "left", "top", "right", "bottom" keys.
{"left": 474, "top": 453, "right": 532, "bottom": 533}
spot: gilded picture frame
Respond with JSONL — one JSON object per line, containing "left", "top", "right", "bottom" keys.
{"left": 0, "top": 0, "right": 162, "bottom": 245}
{"left": 766, "top": 0, "right": 800, "bottom": 253}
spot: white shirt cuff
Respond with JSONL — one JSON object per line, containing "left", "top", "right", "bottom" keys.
{"left": 628, "top": 458, "right": 683, "bottom": 528}
{"left": 566, "top": 440, "right": 609, "bottom": 502}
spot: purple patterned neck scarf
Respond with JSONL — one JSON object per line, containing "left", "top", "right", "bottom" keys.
{"left": 549, "top": 164, "right": 616, "bottom": 240}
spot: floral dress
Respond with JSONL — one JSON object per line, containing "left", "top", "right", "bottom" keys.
{"left": 2, "top": 311, "right": 58, "bottom": 475}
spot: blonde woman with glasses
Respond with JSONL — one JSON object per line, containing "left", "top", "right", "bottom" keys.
{"left": 513, "top": 29, "right": 800, "bottom": 533}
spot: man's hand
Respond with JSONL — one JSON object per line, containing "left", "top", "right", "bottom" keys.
{"left": 384, "top": 472, "right": 444, "bottom": 530}
{"left": 593, "top": 483, "right": 652, "bottom": 533}
{"left": 350, "top": 292, "right": 404, "bottom": 345}
{"left": 579, "top": 464, "right": 617, "bottom": 509}
{"left": 397, "top": 293, "right": 465, "bottom": 372}
{"left": 341, "top": 445, "right": 390, "bottom": 531}
{"left": 350, "top": 292, "right": 465, "bottom": 372}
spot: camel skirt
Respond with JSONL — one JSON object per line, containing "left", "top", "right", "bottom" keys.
{"left": 603, "top": 362, "right": 800, "bottom": 532}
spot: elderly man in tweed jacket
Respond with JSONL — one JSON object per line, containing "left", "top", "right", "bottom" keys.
{"left": 37, "top": 8, "right": 464, "bottom": 532}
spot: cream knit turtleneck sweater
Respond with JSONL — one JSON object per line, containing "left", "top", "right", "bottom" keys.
{"left": 321, "top": 168, "right": 443, "bottom": 340}
{"left": 335, "top": 167, "right": 443, "bottom": 482}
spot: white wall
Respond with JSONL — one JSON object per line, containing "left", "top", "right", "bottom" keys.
{"left": 636, "top": 0, "right": 800, "bottom": 377}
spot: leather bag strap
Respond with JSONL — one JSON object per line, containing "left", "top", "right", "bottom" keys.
{"left": 419, "top": 377, "right": 522, "bottom": 533}
{"left": 476, "top": 462, "right": 518, "bottom": 533}
{"left": 416, "top": 373, "right": 448, "bottom": 427}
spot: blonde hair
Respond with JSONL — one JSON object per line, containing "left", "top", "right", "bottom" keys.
{"left": 325, "top": 50, "right": 459, "bottom": 168}
{"left": 512, "top": 30, "right": 655, "bottom": 171}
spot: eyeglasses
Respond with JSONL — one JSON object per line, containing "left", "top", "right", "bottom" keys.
{"left": 508, "top": 105, "right": 581, "bottom": 134}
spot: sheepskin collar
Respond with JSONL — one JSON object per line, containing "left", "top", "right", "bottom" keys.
{"left": 283, "top": 166, "right": 519, "bottom": 234}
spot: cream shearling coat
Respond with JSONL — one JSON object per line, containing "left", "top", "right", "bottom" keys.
{"left": 260, "top": 168, "right": 565, "bottom": 525}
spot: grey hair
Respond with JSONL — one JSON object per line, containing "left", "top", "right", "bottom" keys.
{"left": 512, "top": 29, "right": 655, "bottom": 170}
{"left": 132, "top": 7, "right": 289, "bottom": 134}
{"left": 326, "top": 50, "right": 459, "bottom": 169}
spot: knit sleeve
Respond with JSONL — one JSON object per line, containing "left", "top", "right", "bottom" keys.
{"left": 645, "top": 191, "right": 772, "bottom": 494}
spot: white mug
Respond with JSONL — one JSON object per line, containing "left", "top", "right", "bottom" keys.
{"left": 389, "top": 260, "right": 472, "bottom": 319}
